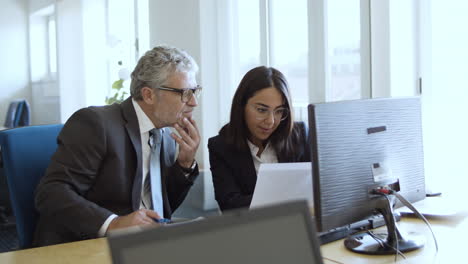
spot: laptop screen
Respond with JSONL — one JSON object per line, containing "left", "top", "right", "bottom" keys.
{"left": 250, "top": 162, "right": 313, "bottom": 209}
{"left": 109, "top": 201, "right": 323, "bottom": 264}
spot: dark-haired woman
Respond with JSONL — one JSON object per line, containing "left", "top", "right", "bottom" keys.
{"left": 208, "top": 66, "right": 310, "bottom": 212}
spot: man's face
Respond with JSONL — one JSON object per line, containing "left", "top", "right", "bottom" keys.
{"left": 145, "top": 71, "right": 198, "bottom": 128}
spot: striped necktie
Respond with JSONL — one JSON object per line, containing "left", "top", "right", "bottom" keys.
{"left": 142, "top": 128, "right": 164, "bottom": 217}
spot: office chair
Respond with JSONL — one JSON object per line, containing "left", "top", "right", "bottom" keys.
{"left": 3, "top": 99, "right": 31, "bottom": 129}
{"left": 0, "top": 124, "right": 63, "bottom": 249}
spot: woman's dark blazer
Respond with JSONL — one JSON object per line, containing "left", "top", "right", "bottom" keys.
{"left": 208, "top": 122, "right": 311, "bottom": 212}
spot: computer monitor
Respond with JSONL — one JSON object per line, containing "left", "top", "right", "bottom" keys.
{"left": 308, "top": 97, "right": 426, "bottom": 254}
{"left": 108, "top": 200, "right": 324, "bottom": 264}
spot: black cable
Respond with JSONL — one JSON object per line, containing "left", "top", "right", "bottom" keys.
{"left": 367, "top": 230, "right": 407, "bottom": 260}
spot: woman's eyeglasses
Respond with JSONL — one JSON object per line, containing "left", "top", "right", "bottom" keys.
{"left": 154, "top": 85, "right": 202, "bottom": 103}
{"left": 249, "top": 104, "right": 289, "bottom": 122}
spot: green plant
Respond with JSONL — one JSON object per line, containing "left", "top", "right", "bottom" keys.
{"left": 105, "top": 79, "right": 128, "bottom": 104}
{"left": 106, "top": 62, "right": 130, "bottom": 104}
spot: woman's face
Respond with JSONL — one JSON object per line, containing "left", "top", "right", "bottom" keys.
{"left": 244, "top": 87, "right": 286, "bottom": 147}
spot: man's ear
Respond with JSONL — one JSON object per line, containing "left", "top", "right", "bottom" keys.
{"left": 141, "top": 86, "right": 155, "bottom": 104}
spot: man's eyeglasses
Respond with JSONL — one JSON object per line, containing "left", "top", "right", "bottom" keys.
{"left": 249, "top": 104, "right": 289, "bottom": 122}
{"left": 155, "top": 85, "right": 202, "bottom": 103}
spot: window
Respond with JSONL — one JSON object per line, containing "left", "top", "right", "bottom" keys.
{"left": 327, "top": 0, "right": 361, "bottom": 101}
{"left": 220, "top": 0, "right": 372, "bottom": 123}
{"left": 29, "top": 5, "right": 57, "bottom": 82}
{"left": 106, "top": 0, "right": 137, "bottom": 99}
{"left": 220, "top": 0, "right": 310, "bottom": 122}
{"left": 47, "top": 15, "right": 57, "bottom": 75}
{"left": 237, "top": 0, "right": 261, "bottom": 83}
{"left": 269, "top": 0, "right": 309, "bottom": 105}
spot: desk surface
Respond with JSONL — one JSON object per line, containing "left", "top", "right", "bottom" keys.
{"left": 0, "top": 238, "right": 110, "bottom": 264}
{"left": 1, "top": 203, "right": 467, "bottom": 264}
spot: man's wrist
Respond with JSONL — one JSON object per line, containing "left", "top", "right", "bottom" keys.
{"left": 99, "top": 214, "right": 118, "bottom": 237}
{"left": 178, "top": 160, "right": 196, "bottom": 173}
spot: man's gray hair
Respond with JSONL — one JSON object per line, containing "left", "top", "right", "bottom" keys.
{"left": 130, "top": 45, "right": 199, "bottom": 100}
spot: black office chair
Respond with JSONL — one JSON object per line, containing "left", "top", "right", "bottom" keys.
{"left": 0, "top": 139, "right": 14, "bottom": 227}
{"left": 3, "top": 99, "right": 30, "bottom": 129}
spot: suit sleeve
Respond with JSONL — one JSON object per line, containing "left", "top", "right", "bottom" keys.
{"left": 208, "top": 138, "right": 252, "bottom": 212}
{"left": 35, "top": 108, "right": 113, "bottom": 238}
{"left": 166, "top": 161, "right": 198, "bottom": 214}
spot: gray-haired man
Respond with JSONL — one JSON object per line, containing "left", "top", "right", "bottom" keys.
{"left": 34, "top": 45, "right": 201, "bottom": 246}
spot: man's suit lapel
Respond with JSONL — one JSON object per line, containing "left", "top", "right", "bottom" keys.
{"left": 121, "top": 98, "right": 143, "bottom": 211}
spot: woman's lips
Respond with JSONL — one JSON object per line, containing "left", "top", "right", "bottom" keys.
{"left": 259, "top": 127, "right": 272, "bottom": 134}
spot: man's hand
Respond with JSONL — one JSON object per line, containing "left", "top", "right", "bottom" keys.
{"left": 172, "top": 117, "right": 200, "bottom": 168}
{"left": 107, "top": 209, "right": 161, "bottom": 232}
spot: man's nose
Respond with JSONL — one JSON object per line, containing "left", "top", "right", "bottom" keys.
{"left": 187, "top": 93, "right": 198, "bottom": 106}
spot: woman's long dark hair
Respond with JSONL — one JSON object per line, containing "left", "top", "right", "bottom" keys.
{"left": 220, "top": 66, "right": 297, "bottom": 157}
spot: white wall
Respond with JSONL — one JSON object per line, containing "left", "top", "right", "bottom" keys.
{"left": 0, "top": 0, "right": 31, "bottom": 126}
{"left": 424, "top": 0, "right": 468, "bottom": 194}
{"left": 29, "top": 0, "right": 55, "bottom": 14}
{"left": 56, "top": 0, "right": 107, "bottom": 122}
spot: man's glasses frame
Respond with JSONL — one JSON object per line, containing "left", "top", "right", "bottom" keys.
{"left": 154, "top": 85, "right": 202, "bottom": 103}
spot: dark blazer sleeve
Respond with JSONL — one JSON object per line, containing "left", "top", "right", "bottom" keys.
{"left": 35, "top": 108, "right": 114, "bottom": 238}
{"left": 165, "top": 159, "right": 199, "bottom": 216}
{"left": 159, "top": 127, "right": 198, "bottom": 217}
{"left": 208, "top": 136, "right": 254, "bottom": 212}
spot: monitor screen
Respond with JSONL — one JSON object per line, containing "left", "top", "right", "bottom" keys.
{"left": 308, "top": 97, "right": 426, "bottom": 234}
{"left": 109, "top": 201, "right": 324, "bottom": 264}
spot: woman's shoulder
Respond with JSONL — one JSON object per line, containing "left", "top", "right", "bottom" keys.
{"left": 208, "top": 134, "right": 224, "bottom": 146}
{"left": 208, "top": 132, "right": 230, "bottom": 150}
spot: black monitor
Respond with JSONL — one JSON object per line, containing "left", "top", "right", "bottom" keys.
{"left": 308, "top": 97, "right": 426, "bottom": 254}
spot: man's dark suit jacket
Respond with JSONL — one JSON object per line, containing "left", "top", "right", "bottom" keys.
{"left": 33, "top": 97, "right": 198, "bottom": 246}
{"left": 208, "top": 122, "right": 310, "bottom": 212}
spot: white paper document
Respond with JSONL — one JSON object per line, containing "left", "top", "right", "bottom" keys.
{"left": 250, "top": 162, "right": 313, "bottom": 209}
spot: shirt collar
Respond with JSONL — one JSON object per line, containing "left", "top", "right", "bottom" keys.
{"left": 132, "top": 99, "right": 156, "bottom": 134}
{"left": 246, "top": 139, "right": 273, "bottom": 157}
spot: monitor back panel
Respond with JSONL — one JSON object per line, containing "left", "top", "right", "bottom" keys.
{"left": 308, "top": 97, "right": 426, "bottom": 231}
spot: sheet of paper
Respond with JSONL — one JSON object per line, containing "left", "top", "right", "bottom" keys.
{"left": 250, "top": 162, "right": 313, "bottom": 209}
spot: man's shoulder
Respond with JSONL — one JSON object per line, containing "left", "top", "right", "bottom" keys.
{"left": 70, "top": 103, "right": 123, "bottom": 122}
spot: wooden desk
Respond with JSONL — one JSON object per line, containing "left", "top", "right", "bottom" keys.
{"left": 0, "top": 238, "right": 111, "bottom": 264}
{"left": 322, "top": 210, "right": 468, "bottom": 264}
{"left": 1, "top": 210, "right": 467, "bottom": 264}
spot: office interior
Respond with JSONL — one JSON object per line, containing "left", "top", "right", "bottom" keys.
{"left": 1, "top": 0, "right": 468, "bottom": 262}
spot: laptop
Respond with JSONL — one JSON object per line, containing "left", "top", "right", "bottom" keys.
{"left": 108, "top": 200, "right": 324, "bottom": 264}
{"left": 250, "top": 162, "right": 313, "bottom": 209}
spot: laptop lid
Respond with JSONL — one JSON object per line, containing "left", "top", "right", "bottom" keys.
{"left": 250, "top": 162, "right": 313, "bottom": 209}
{"left": 108, "top": 200, "right": 323, "bottom": 264}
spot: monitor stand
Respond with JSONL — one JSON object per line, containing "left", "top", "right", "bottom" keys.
{"left": 344, "top": 195, "right": 425, "bottom": 255}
